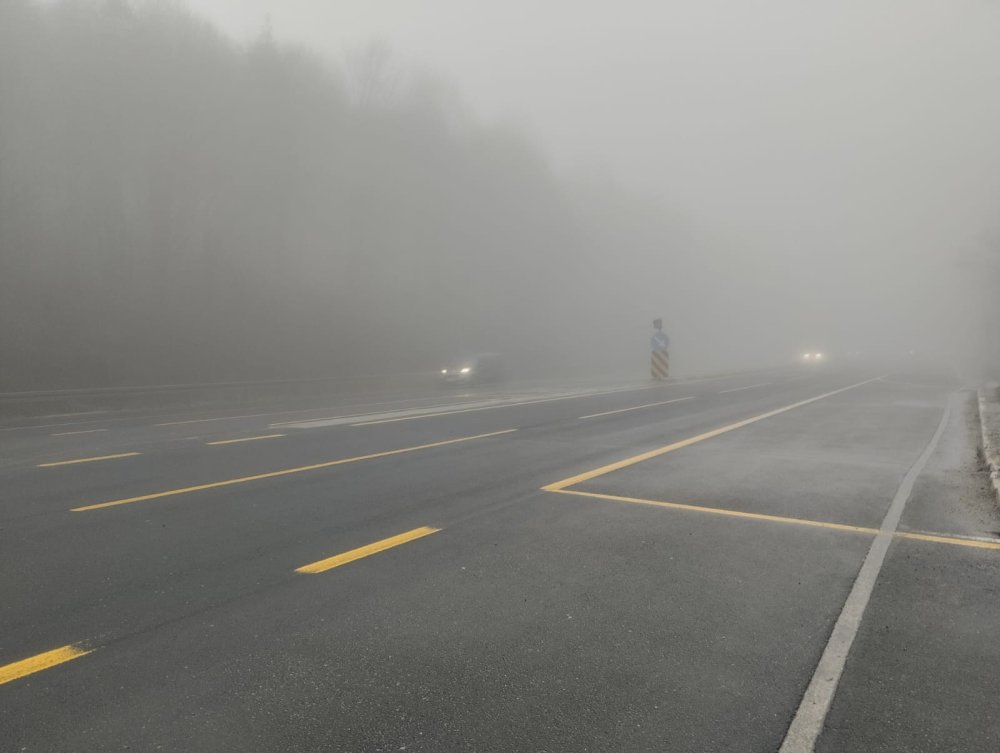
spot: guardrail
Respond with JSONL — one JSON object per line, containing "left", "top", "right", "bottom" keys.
{"left": 0, "top": 373, "right": 435, "bottom": 419}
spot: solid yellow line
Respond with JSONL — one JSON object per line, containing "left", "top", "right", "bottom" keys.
{"left": 578, "top": 396, "right": 695, "bottom": 420}
{"left": 543, "top": 376, "right": 885, "bottom": 491}
{"left": 0, "top": 644, "right": 91, "bottom": 685}
{"left": 38, "top": 452, "right": 140, "bottom": 468}
{"left": 895, "top": 531, "right": 1000, "bottom": 551}
{"left": 549, "top": 488, "right": 881, "bottom": 536}
{"left": 71, "top": 429, "right": 516, "bottom": 512}
{"left": 206, "top": 433, "right": 286, "bottom": 446}
{"left": 549, "top": 489, "right": 1000, "bottom": 553}
{"left": 295, "top": 526, "right": 441, "bottom": 574}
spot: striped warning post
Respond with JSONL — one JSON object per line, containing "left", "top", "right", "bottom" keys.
{"left": 651, "top": 350, "right": 669, "bottom": 380}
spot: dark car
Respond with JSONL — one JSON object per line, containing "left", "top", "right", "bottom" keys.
{"left": 439, "top": 353, "right": 507, "bottom": 385}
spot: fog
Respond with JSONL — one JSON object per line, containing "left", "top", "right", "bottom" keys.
{"left": 2, "top": 0, "right": 999, "bottom": 391}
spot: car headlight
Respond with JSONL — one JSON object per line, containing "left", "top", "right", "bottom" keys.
{"left": 441, "top": 369, "right": 448, "bottom": 374}
{"left": 815, "top": 353, "right": 824, "bottom": 359}
{"left": 460, "top": 367, "right": 471, "bottom": 374}
{"left": 802, "top": 353, "right": 812, "bottom": 360}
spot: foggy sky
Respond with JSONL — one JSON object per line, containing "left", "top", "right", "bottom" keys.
{"left": 193, "top": 0, "right": 1000, "bottom": 353}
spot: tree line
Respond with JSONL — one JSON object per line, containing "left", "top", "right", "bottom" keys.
{"left": 0, "top": 1, "right": 714, "bottom": 391}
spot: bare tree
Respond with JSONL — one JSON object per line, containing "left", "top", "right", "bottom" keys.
{"left": 345, "top": 40, "right": 401, "bottom": 108}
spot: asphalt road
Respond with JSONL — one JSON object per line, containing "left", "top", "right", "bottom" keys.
{"left": 2, "top": 365, "right": 998, "bottom": 752}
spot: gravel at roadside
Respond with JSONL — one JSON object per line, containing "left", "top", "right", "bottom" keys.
{"left": 978, "top": 382, "right": 1000, "bottom": 504}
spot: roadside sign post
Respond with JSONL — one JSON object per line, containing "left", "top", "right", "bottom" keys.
{"left": 651, "top": 319, "right": 669, "bottom": 380}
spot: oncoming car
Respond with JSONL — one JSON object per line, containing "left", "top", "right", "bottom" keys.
{"left": 439, "top": 353, "right": 507, "bottom": 385}
{"left": 800, "top": 350, "right": 827, "bottom": 363}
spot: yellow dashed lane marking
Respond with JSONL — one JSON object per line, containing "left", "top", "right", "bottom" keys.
{"left": 296, "top": 526, "right": 441, "bottom": 574}
{"left": 0, "top": 645, "right": 91, "bottom": 686}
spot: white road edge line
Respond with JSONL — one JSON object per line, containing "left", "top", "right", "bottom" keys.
{"left": 719, "top": 382, "right": 772, "bottom": 394}
{"left": 778, "top": 392, "right": 953, "bottom": 753}
{"left": 51, "top": 429, "right": 109, "bottom": 436}
{"left": 578, "top": 396, "right": 696, "bottom": 420}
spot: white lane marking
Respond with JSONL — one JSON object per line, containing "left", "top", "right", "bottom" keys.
{"left": 280, "top": 386, "right": 664, "bottom": 429}
{"left": 5, "top": 395, "right": 463, "bottom": 432}
{"left": 273, "top": 373, "right": 792, "bottom": 430}
{"left": 0, "top": 372, "right": 783, "bottom": 433}
{"left": 205, "top": 433, "right": 286, "bottom": 446}
{"left": 270, "top": 398, "right": 512, "bottom": 428}
{"left": 157, "top": 410, "right": 343, "bottom": 427}
{"left": 154, "top": 394, "right": 497, "bottom": 427}
{"left": 50, "top": 429, "right": 109, "bottom": 436}
{"left": 349, "top": 391, "right": 647, "bottom": 427}
{"left": 348, "top": 386, "right": 675, "bottom": 427}
{"left": 719, "top": 382, "right": 773, "bottom": 394}
{"left": 578, "top": 396, "right": 696, "bottom": 420}
{"left": 0, "top": 420, "right": 109, "bottom": 432}
{"left": 778, "top": 394, "right": 953, "bottom": 753}
{"left": 37, "top": 452, "right": 142, "bottom": 468}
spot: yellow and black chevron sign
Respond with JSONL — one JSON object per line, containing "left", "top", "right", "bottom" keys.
{"left": 651, "top": 349, "right": 669, "bottom": 380}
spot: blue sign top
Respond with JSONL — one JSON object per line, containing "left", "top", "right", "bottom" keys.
{"left": 651, "top": 331, "right": 670, "bottom": 351}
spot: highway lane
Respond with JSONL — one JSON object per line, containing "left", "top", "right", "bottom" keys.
{"left": 0, "top": 370, "right": 803, "bottom": 500}
{"left": 2, "top": 371, "right": 888, "bottom": 549}
{"left": 0, "top": 371, "right": 752, "bottom": 435}
{"left": 2, "top": 366, "right": 998, "bottom": 751}
{"left": 0, "top": 370, "right": 783, "bottom": 468}
{"left": 2, "top": 370, "right": 821, "bottom": 647}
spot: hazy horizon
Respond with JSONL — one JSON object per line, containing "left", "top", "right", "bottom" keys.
{"left": 5, "top": 0, "right": 1000, "bottom": 388}
{"left": 193, "top": 0, "right": 1000, "bottom": 362}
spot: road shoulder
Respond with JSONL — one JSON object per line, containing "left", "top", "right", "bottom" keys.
{"left": 816, "top": 391, "right": 1000, "bottom": 753}
{"left": 978, "top": 383, "right": 1000, "bottom": 506}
